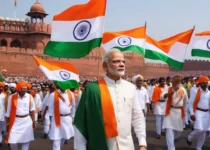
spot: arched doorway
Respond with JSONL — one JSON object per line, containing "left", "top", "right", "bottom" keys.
{"left": 10, "top": 39, "right": 21, "bottom": 48}
{"left": 0, "top": 39, "right": 7, "bottom": 47}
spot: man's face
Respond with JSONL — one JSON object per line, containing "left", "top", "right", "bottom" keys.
{"left": 0, "top": 86, "right": 3, "bottom": 93}
{"left": 200, "top": 81, "right": 208, "bottom": 91}
{"left": 10, "top": 87, "right": 16, "bottom": 94}
{"left": 4, "top": 85, "right": 8, "bottom": 91}
{"left": 172, "top": 78, "right": 182, "bottom": 90}
{"left": 104, "top": 52, "right": 125, "bottom": 78}
{"left": 136, "top": 77, "right": 143, "bottom": 88}
{"left": 159, "top": 80, "right": 166, "bottom": 86}
{"left": 151, "top": 81, "right": 155, "bottom": 85}
{"left": 18, "top": 87, "right": 27, "bottom": 96}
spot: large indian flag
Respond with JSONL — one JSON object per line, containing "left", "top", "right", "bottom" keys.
{"left": 44, "top": 0, "right": 106, "bottom": 58}
{"left": 145, "top": 29, "right": 194, "bottom": 70}
{"left": 33, "top": 56, "right": 80, "bottom": 90}
{"left": 191, "top": 31, "right": 210, "bottom": 58}
{"left": 102, "top": 26, "right": 146, "bottom": 55}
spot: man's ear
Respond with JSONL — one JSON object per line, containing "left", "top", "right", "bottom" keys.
{"left": 102, "top": 62, "right": 108, "bottom": 71}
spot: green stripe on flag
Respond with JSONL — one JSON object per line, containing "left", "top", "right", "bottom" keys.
{"left": 53, "top": 80, "right": 79, "bottom": 90}
{"left": 44, "top": 38, "right": 102, "bottom": 58}
{"left": 191, "top": 49, "right": 210, "bottom": 58}
{"left": 145, "top": 49, "right": 183, "bottom": 70}
{"left": 113, "top": 45, "right": 145, "bottom": 55}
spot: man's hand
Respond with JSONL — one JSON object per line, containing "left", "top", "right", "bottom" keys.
{"left": 190, "top": 115, "right": 196, "bottom": 121}
{"left": 33, "top": 121, "right": 37, "bottom": 129}
{"left": 139, "top": 146, "right": 147, "bottom": 150}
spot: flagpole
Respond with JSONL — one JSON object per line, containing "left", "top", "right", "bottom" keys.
{"left": 182, "top": 26, "right": 195, "bottom": 65}
{"left": 97, "top": 47, "right": 102, "bottom": 79}
{"left": 14, "top": 1, "right": 16, "bottom": 18}
{"left": 142, "top": 21, "right": 147, "bottom": 76}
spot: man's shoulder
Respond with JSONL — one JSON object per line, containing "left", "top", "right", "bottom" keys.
{"left": 121, "top": 79, "right": 135, "bottom": 89}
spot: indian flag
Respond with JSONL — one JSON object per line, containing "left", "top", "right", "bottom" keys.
{"left": 145, "top": 28, "right": 194, "bottom": 70}
{"left": 191, "top": 31, "right": 210, "bottom": 58}
{"left": 44, "top": 0, "right": 107, "bottom": 58}
{"left": 33, "top": 56, "right": 80, "bottom": 90}
{"left": 102, "top": 26, "right": 146, "bottom": 55}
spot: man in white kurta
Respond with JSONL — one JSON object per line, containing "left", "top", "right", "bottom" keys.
{"left": 0, "top": 83, "right": 6, "bottom": 146}
{"left": 6, "top": 82, "right": 35, "bottom": 150}
{"left": 152, "top": 77, "right": 168, "bottom": 139}
{"left": 74, "top": 49, "right": 147, "bottom": 150}
{"left": 31, "top": 86, "right": 42, "bottom": 122}
{"left": 41, "top": 84, "right": 54, "bottom": 138}
{"left": 162, "top": 76, "right": 188, "bottom": 150}
{"left": 47, "top": 88, "right": 75, "bottom": 150}
{"left": 132, "top": 75, "right": 150, "bottom": 117}
{"left": 187, "top": 76, "right": 210, "bottom": 150}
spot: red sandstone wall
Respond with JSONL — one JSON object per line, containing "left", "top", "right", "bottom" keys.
{"left": 0, "top": 47, "right": 169, "bottom": 78}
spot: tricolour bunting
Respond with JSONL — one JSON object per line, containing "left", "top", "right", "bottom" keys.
{"left": 145, "top": 28, "right": 194, "bottom": 70}
{"left": 33, "top": 56, "right": 79, "bottom": 90}
{"left": 191, "top": 31, "right": 210, "bottom": 58}
{"left": 44, "top": 0, "right": 107, "bottom": 58}
{"left": 102, "top": 26, "right": 146, "bottom": 55}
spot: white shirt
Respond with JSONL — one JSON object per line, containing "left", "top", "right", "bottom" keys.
{"left": 75, "top": 76, "right": 146, "bottom": 150}
{"left": 0, "top": 93, "right": 6, "bottom": 121}
{"left": 147, "top": 85, "right": 155, "bottom": 101}
{"left": 189, "top": 87, "right": 210, "bottom": 115}
{"left": 5, "top": 93, "right": 35, "bottom": 117}
{"left": 189, "top": 85, "right": 199, "bottom": 99}
{"left": 136, "top": 86, "right": 150, "bottom": 110}
{"left": 47, "top": 90, "right": 76, "bottom": 118}
{"left": 34, "top": 93, "right": 42, "bottom": 112}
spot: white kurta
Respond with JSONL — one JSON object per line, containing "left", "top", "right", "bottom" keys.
{"left": 34, "top": 94, "right": 42, "bottom": 122}
{"left": 136, "top": 86, "right": 150, "bottom": 110}
{"left": 5, "top": 93, "right": 35, "bottom": 143}
{"left": 75, "top": 76, "right": 147, "bottom": 150}
{"left": 0, "top": 93, "right": 6, "bottom": 122}
{"left": 47, "top": 90, "right": 75, "bottom": 140}
{"left": 153, "top": 86, "right": 169, "bottom": 115}
{"left": 162, "top": 87, "right": 188, "bottom": 131}
{"left": 189, "top": 88, "right": 210, "bottom": 131}
{"left": 147, "top": 85, "right": 155, "bottom": 102}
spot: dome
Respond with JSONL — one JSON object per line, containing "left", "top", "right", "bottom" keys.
{"left": 0, "top": 17, "right": 4, "bottom": 21}
{"left": 30, "top": 2, "right": 45, "bottom": 13}
{"left": 20, "top": 19, "right": 25, "bottom": 22}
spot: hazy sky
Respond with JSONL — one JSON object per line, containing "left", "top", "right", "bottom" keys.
{"left": 1, "top": 0, "right": 210, "bottom": 60}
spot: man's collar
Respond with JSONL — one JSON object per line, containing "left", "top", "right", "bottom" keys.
{"left": 199, "top": 87, "right": 209, "bottom": 93}
{"left": 104, "top": 75, "right": 122, "bottom": 85}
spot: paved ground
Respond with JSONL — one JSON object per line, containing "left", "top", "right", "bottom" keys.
{"left": 1, "top": 116, "right": 210, "bottom": 150}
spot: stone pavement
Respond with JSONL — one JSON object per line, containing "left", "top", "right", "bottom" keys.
{"left": 1, "top": 116, "right": 210, "bottom": 150}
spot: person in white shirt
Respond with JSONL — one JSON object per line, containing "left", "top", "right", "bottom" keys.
{"left": 74, "top": 49, "right": 147, "bottom": 150}
{"left": 151, "top": 77, "right": 168, "bottom": 139}
{"left": 132, "top": 74, "right": 150, "bottom": 117}
{"left": 162, "top": 75, "right": 188, "bottom": 150}
{"left": 0, "top": 82, "right": 6, "bottom": 147}
{"left": 41, "top": 84, "right": 55, "bottom": 139}
{"left": 187, "top": 76, "right": 210, "bottom": 150}
{"left": 47, "top": 86, "right": 75, "bottom": 150}
{"left": 31, "top": 85, "right": 42, "bottom": 123}
{"left": 6, "top": 82, "right": 36, "bottom": 150}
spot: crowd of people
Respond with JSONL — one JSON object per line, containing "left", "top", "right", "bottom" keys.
{"left": 0, "top": 49, "right": 209, "bottom": 150}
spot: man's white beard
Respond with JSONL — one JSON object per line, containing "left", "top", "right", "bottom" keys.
{"left": 108, "top": 67, "right": 125, "bottom": 77}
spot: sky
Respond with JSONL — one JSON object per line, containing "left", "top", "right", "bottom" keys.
{"left": 1, "top": 0, "right": 210, "bottom": 60}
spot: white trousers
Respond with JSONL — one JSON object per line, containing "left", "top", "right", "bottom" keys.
{"left": 44, "top": 115, "right": 50, "bottom": 134}
{"left": 10, "top": 142, "right": 30, "bottom": 150}
{"left": 53, "top": 138, "right": 65, "bottom": 150}
{"left": 156, "top": 115, "right": 164, "bottom": 135}
{"left": 188, "top": 129, "right": 206, "bottom": 150}
{"left": 166, "top": 128, "right": 181, "bottom": 150}
{"left": 0, "top": 132, "right": 2, "bottom": 143}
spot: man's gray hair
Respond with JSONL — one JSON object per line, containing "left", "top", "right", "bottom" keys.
{"left": 102, "top": 49, "right": 122, "bottom": 63}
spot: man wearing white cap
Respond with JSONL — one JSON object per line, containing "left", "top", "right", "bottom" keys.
{"left": 132, "top": 75, "right": 150, "bottom": 117}
{"left": 9, "top": 83, "right": 16, "bottom": 95}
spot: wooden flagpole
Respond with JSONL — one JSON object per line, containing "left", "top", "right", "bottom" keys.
{"left": 97, "top": 47, "right": 102, "bottom": 79}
